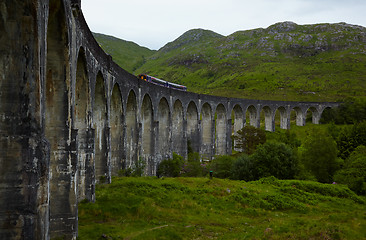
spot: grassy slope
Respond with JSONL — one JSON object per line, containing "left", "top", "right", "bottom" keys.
{"left": 135, "top": 23, "right": 366, "bottom": 102}
{"left": 93, "top": 33, "right": 156, "bottom": 73}
{"left": 78, "top": 177, "right": 366, "bottom": 240}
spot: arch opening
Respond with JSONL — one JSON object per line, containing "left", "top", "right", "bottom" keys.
{"left": 110, "top": 84, "right": 124, "bottom": 176}
{"left": 201, "top": 103, "right": 213, "bottom": 159}
{"left": 260, "top": 106, "right": 274, "bottom": 132}
{"left": 158, "top": 98, "right": 171, "bottom": 161}
{"left": 75, "top": 47, "right": 90, "bottom": 200}
{"left": 232, "top": 105, "right": 244, "bottom": 152}
{"left": 93, "top": 72, "right": 108, "bottom": 182}
{"left": 46, "top": 0, "right": 75, "bottom": 237}
{"left": 141, "top": 94, "right": 153, "bottom": 174}
{"left": 246, "top": 105, "right": 257, "bottom": 127}
{"left": 187, "top": 102, "right": 199, "bottom": 153}
{"left": 126, "top": 90, "right": 137, "bottom": 169}
{"left": 172, "top": 100, "right": 185, "bottom": 156}
{"left": 215, "top": 104, "right": 227, "bottom": 155}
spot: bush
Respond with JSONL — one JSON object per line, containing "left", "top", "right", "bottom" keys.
{"left": 181, "top": 152, "right": 208, "bottom": 177}
{"left": 209, "top": 155, "right": 236, "bottom": 179}
{"left": 251, "top": 141, "right": 298, "bottom": 180}
{"left": 119, "top": 157, "right": 146, "bottom": 177}
{"left": 157, "top": 153, "right": 184, "bottom": 177}
{"left": 231, "top": 154, "right": 254, "bottom": 181}
{"left": 337, "top": 121, "right": 366, "bottom": 160}
{"left": 334, "top": 146, "right": 366, "bottom": 195}
{"left": 233, "top": 126, "right": 266, "bottom": 154}
{"left": 301, "top": 129, "right": 340, "bottom": 183}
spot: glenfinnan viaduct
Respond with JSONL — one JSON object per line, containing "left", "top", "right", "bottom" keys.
{"left": 0, "top": 0, "right": 338, "bottom": 239}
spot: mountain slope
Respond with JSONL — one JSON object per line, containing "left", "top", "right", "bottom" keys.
{"left": 135, "top": 22, "right": 366, "bottom": 102}
{"left": 93, "top": 33, "right": 155, "bottom": 73}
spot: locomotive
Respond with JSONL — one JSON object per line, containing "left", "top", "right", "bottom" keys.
{"left": 138, "top": 74, "right": 187, "bottom": 91}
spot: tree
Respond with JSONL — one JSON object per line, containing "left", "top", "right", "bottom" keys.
{"left": 334, "top": 145, "right": 366, "bottom": 195}
{"left": 231, "top": 154, "right": 254, "bottom": 181}
{"left": 250, "top": 141, "right": 298, "bottom": 180}
{"left": 209, "top": 155, "right": 236, "bottom": 179}
{"left": 337, "top": 121, "right": 366, "bottom": 160}
{"left": 233, "top": 126, "right": 266, "bottom": 155}
{"left": 301, "top": 129, "right": 340, "bottom": 183}
{"left": 157, "top": 152, "right": 184, "bottom": 177}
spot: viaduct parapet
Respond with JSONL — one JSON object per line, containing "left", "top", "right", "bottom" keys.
{"left": 0, "top": 0, "right": 338, "bottom": 239}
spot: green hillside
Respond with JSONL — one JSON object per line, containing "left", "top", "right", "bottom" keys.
{"left": 134, "top": 22, "right": 366, "bottom": 102}
{"left": 93, "top": 33, "right": 156, "bottom": 73}
{"left": 78, "top": 177, "right": 366, "bottom": 239}
{"left": 93, "top": 22, "right": 366, "bottom": 102}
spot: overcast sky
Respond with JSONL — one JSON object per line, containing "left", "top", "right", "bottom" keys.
{"left": 81, "top": 0, "right": 366, "bottom": 50}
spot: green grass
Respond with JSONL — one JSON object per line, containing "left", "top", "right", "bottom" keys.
{"left": 78, "top": 177, "right": 366, "bottom": 239}
{"left": 93, "top": 33, "right": 155, "bottom": 73}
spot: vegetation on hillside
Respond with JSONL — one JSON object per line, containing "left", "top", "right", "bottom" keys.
{"left": 78, "top": 177, "right": 366, "bottom": 239}
{"left": 135, "top": 22, "right": 366, "bottom": 101}
{"left": 94, "top": 22, "right": 366, "bottom": 102}
{"left": 93, "top": 33, "right": 155, "bottom": 73}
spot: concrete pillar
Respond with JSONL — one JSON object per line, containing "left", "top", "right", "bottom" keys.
{"left": 279, "top": 107, "right": 291, "bottom": 130}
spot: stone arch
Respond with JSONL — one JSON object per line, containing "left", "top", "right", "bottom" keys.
{"left": 276, "top": 106, "right": 290, "bottom": 129}
{"left": 141, "top": 94, "right": 154, "bottom": 174}
{"left": 261, "top": 106, "right": 274, "bottom": 132}
{"left": 110, "top": 84, "right": 124, "bottom": 176}
{"left": 172, "top": 100, "right": 185, "bottom": 156}
{"left": 75, "top": 46, "right": 90, "bottom": 200}
{"left": 292, "top": 107, "right": 305, "bottom": 126}
{"left": 93, "top": 72, "right": 108, "bottom": 182}
{"left": 46, "top": 0, "right": 75, "bottom": 238}
{"left": 126, "top": 90, "right": 138, "bottom": 169}
{"left": 187, "top": 101, "right": 199, "bottom": 153}
{"left": 215, "top": 104, "right": 227, "bottom": 155}
{"left": 246, "top": 105, "right": 258, "bottom": 127}
{"left": 158, "top": 97, "right": 171, "bottom": 161}
{"left": 306, "top": 106, "right": 320, "bottom": 124}
{"left": 201, "top": 103, "right": 213, "bottom": 159}
{"left": 232, "top": 105, "right": 244, "bottom": 151}
{"left": 319, "top": 106, "right": 334, "bottom": 124}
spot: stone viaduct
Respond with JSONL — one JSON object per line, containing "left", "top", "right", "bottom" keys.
{"left": 0, "top": 0, "right": 339, "bottom": 239}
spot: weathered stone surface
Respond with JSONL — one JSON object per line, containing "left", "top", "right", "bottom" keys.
{"left": 0, "top": 1, "right": 339, "bottom": 239}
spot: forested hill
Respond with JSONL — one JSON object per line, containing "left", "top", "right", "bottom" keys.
{"left": 95, "top": 22, "right": 366, "bottom": 102}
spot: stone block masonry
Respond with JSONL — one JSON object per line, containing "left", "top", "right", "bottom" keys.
{"left": 0, "top": 0, "right": 338, "bottom": 239}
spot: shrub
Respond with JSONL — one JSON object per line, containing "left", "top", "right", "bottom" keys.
{"left": 334, "top": 145, "right": 366, "bottom": 195}
{"left": 337, "top": 121, "right": 366, "bottom": 160}
{"left": 251, "top": 141, "right": 298, "bottom": 180}
{"left": 157, "top": 152, "right": 184, "bottom": 177}
{"left": 231, "top": 154, "right": 254, "bottom": 181}
{"left": 209, "top": 155, "right": 236, "bottom": 179}
{"left": 233, "top": 126, "right": 266, "bottom": 154}
{"left": 301, "top": 129, "right": 340, "bottom": 183}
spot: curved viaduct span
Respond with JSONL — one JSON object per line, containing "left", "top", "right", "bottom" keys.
{"left": 0, "top": 0, "right": 338, "bottom": 239}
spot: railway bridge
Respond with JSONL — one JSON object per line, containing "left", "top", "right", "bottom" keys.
{"left": 0, "top": 0, "right": 338, "bottom": 239}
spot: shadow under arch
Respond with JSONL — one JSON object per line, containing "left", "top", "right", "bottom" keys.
{"left": 246, "top": 105, "right": 257, "bottom": 127}
{"left": 75, "top": 46, "right": 93, "bottom": 201}
{"left": 158, "top": 97, "right": 171, "bottom": 162}
{"left": 215, "top": 104, "right": 227, "bottom": 155}
{"left": 172, "top": 99, "right": 185, "bottom": 156}
{"left": 110, "top": 83, "right": 124, "bottom": 176}
{"left": 93, "top": 71, "right": 108, "bottom": 183}
{"left": 126, "top": 90, "right": 138, "bottom": 169}
{"left": 141, "top": 93, "right": 154, "bottom": 175}
{"left": 232, "top": 104, "right": 244, "bottom": 151}
{"left": 187, "top": 101, "right": 199, "bottom": 153}
{"left": 46, "top": 0, "right": 76, "bottom": 238}
{"left": 201, "top": 102, "right": 213, "bottom": 159}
